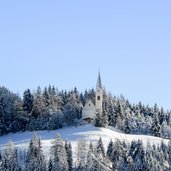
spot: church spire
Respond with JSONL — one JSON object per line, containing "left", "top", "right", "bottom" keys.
{"left": 96, "top": 70, "right": 103, "bottom": 113}
{"left": 96, "top": 70, "right": 102, "bottom": 89}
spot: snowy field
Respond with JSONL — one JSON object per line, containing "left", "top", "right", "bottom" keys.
{"left": 0, "top": 124, "right": 169, "bottom": 162}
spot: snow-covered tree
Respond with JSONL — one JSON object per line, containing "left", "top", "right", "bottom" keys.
{"left": 2, "top": 141, "right": 20, "bottom": 171}
{"left": 65, "top": 141, "right": 73, "bottom": 171}
{"left": 96, "top": 137, "right": 105, "bottom": 159}
{"left": 22, "top": 89, "right": 34, "bottom": 114}
{"left": 48, "top": 111, "right": 63, "bottom": 130}
{"left": 48, "top": 158, "right": 53, "bottom": 171}
{"left": 50, "top": 134, "right": 68, "bottom": 171}
{"left": 77, "top": 140, "right": 88, "bottom": 169}
{"left": 124, "top": 117, "right": 131, "bottom": 134}
{"left": 94, "top": 112, "right": 102, "bottom": 127}
{"left": 151, "top": 115, "right": 161, "bottom": 137}
{"left": 26, "top": 134, "right": 46, "bottom": 171}
{"left": 63, "top": 93, "right": 81, "bottom": 126}
{"left": 106, "top": 139, "right": 114, "bottom": 160}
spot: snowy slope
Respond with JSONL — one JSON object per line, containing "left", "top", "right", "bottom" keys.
{"left": 0, "top": 124, "right": 169, "bottom": 161}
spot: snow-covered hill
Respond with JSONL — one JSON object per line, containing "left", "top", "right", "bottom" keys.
{"left": 0, "top": 124, "right": 169, "bottom": 162}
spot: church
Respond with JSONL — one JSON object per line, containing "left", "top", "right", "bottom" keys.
{"left": 82, "top": 71, "right": 103, "bottom": 123}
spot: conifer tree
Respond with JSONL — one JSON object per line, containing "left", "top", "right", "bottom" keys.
{"left": 65, "top": 141, "right": 73, "bottom": 171}
{"left": 124, "top": 117, "right": 131, "bottom": 134}
{"left": 101, "top": 109, "right": 108, "bottom": 127}
{"left": 94, "top": 112, "right": 102, "bottom": 127}
{"left": 86, "top": 142, "right": 100, "bottom": 171}
{"left": 2, "top": 141, "right": 20, "bottom": 171}
{"left": 106, "top": 139, "right": 114, "bottom": 160}
{"left": 0, "top": 97, "right": 6, "bottom": 135}
{"left": 48, "top": 158, "right": 53, "bottom": 171}
{"left": 26, "top": 134, "right": 46, "bottom": 171}
{"left": 151, "top": 115, "right": 161, "bottom": 137}
{"left": 96, "top": 137, "right": 105, "bottom": 158}
{"left": 50, "top": 134, "right": 68, "bottom": 171}
{"left": 23, "top": 89, "right": 34, "bottom": 113}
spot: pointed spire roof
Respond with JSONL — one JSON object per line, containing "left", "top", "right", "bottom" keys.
{"left": 96, "top": 70, "right": 102, "bottom": 89}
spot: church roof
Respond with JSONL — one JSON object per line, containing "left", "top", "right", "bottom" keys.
{"left": 96, "top": 71, "right": 102, "bottom": 89}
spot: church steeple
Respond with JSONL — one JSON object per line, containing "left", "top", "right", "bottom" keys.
{"left": 96, "top": 70, "right": 102, "bottom": 90}
{"left": 95, "top": 71, "right": 103, "bottom": 113}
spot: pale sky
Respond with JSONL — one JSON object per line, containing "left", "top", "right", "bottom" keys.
{"left": 0, "top": 1, "right": 171, "bottom": 110}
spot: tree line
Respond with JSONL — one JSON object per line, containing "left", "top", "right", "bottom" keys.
{"left": 0, "top": 85, "right": 171, "bottom": 138}
{"left": 0, "top": 133, "right": 171, "bottom": 171}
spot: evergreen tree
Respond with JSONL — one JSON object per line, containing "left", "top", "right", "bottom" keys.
{"left": 96, "top": 137, "right": 105, "bottom": 158}
{"left": 0, "top": 97, "right": 6, "bottom": 135}
{"left": 124, "top": 117, "right": 131, "bottom": 134}
{"left": 63, "top": 93, "right": 81, "bottom": 126}
{"left": 2, "top": 141, "right": 20, "bottom": 171}
{"left": 65, "top": 141, "right": 73, "bottom": 171}
{"left": 129, "top": 140, "right": 147, "bottom": 171}
{"left": 151, "top": 115, "right": 161, "bottom": 137}
{"left": 86, "top": 142, "right": 100, "bottom": 171}
{"left": 50, "top": 134, "right": 68, "bottom": 171}
{"left": 106, "top": 95, "right": 116, "bottom": 127}
{"left": 158, "top": 107, "right": 165, "bottom": 125}
{"left": 106, "top": 139, "right": 114, "bottom": 160}
{"left": 77, "top": 140, "right": 88, "bottom": 169}
{"left": 94, "top": 112, "right": 102, "bottom": 127}
{"left": 111, "top": 139, "right": 123, "bottom": 169}
{"left": 26, "top": 134, "right": 46, "bottom": 171}
{"left": 48, "top": 158, "right": 53, "bottom": 171}
{"left": 31, "top": 86, "right": 45, "bottom": 118}
{"left": 23, "top": 89, "right": 34, "bottom": 113}
{"left": 43, "top": 87, "right": 50, "bottom": 108}
{"left": 101, "top": 109, "right": 108, "bottom": 127}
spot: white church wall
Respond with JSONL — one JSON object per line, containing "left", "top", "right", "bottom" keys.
{"left": 82, "top": 100, "right": 96, "bottom": 120}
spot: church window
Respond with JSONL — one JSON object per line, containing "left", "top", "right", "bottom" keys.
{"left": 89, "top": 104, "right": 91, "bottom": 106}
{"left": 97, "top": 96, "right": 100, "bottom": 100}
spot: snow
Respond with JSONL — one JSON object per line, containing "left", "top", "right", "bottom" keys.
{"left": 0, "top": 124, "right": 169, "bottom": 162}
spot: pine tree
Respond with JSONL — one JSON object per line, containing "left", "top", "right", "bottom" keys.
{"left": 151, "top": 115, "right": 161, "bottom": 137}
{"left": 94, "top": 112, "right": 102, "bottom": 127}
{"left": 77, "top": 140, "right": 88, "bottom": 169}
{"left": 48, "top": 158, "right": 53, "bottom": 171}
{"left": 101, "top": 109, "right": 108, "bottom": 127}
{"left": 106, "top": 139, "right": 114, "bottom": 160}
{"left": 106, "top": 95, "right": 116, "bottom": 127}
{"left": 43, "top": 87, "right": 50, "bottom": 108}
{"left": 86, "top": 142, "right": 100, "bottom": 171}
{"left": 2, "top": 141, "right": 20, "bottom": 171}
{"left": 50, "top": 134, "right": 68, "bottom": 171}
{"left": 31, "top": 86, "right": 44, "bottom": 118}
{"left": 26, "top": 134, "right": 46, "bottom": 171}
{"left": 96, "top": 137, "right": 105, "bottom": 159}
{"left": 22, "top": 89, "right": 34, "bottom": 113}
{"left": 129, "top": 140, "right": 146, "bottom": 171}
{"left": 65, "top": 141, "right": 73, "bottom": 171}
{"left": 63, "top": 93, "right": 81, "bottom": 126}
{"left": 124, "top": 117, "right": 131, "bottom": 134}
{"left": 0, "top": 97, "right": 6, "bottom": 135}
{"left": 111, "top": 139, "right": 123, "bottom": 169}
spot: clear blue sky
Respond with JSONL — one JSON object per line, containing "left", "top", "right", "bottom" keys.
{"left": 0, "top": 1, "right": 171, "bottom": 110}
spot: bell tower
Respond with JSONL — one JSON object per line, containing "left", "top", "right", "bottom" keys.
{"left": 95, "top": 71, "right": 103, "bottom": 113}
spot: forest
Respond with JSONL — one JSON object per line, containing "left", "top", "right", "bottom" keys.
{"left": 1, "top": 85, "right": 171, "bottom": 170}
{"left": 0, "top": 85, "right": 170, "bottom": 138}
{"left": 0, "top": 133, "right": 171, "bottom": 170}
